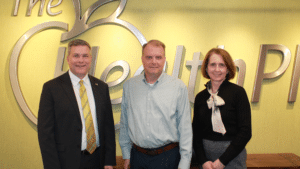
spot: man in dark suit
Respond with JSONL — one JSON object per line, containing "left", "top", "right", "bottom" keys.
{"left": 38, "top": 39, "right": 116, "bottom": 169}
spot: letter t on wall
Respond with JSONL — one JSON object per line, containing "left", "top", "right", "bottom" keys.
{"left": 186, "top": 52, "right": 202, "bottom": 103}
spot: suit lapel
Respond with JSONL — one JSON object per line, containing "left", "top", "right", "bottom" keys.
{"left": 59, "top": 72, "right": 81, "bottom": 120}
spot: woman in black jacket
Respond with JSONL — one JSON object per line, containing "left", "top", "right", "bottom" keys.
{"left": 192, "top": 48, "right": 251, "bottom": 169}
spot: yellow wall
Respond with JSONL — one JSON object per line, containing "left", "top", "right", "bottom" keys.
{"left": 1, "top": 0, "right": 300, "bottom": 168}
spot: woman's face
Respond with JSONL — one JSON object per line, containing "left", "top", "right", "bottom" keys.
{"left": 207, "top": 53, "right": 228, "bottom": 83}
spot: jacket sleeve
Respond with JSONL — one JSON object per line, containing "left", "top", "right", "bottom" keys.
{"left": 37, "top": 83, "right": 61, "bottom": 169}
{"left": 192, "top": 93, "right": 210, "bottom": 165}
{"left": 103, "top": 83, "right": 116, "bottom": 166}
{"left": 219, "top": 86, "right": 252, "bottom": 165}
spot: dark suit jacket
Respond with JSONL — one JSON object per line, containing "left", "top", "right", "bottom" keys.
{"left": 38, "top": 72, "right": 116, "bottom": 169}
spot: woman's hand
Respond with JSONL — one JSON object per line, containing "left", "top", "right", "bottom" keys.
{"left": 202, "top": 161, "right": 214, "bottom": 169}
{"left": 212, "top": 159, "right": 225, "bottom": 169}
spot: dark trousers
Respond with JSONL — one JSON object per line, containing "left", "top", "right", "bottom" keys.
{"left": 79, "top": 148, "right": 101, "bottom": 169}
{"left": 130, "top": 145, "right": 180, "bottom": 169}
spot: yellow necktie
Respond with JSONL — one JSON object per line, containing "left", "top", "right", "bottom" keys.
{"left": 79, "top": 80, "right": 96, "bottom": 154}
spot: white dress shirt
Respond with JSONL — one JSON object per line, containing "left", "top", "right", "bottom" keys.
{"left": 69, "top": 70, "right": 100, "bottom": 150}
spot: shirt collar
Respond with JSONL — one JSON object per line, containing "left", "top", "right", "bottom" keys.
{"left": 142, "top": 72, "right": 165, "bottom": 85}
{"left": 69, "top": 70, "right": 90, "bottom": 86}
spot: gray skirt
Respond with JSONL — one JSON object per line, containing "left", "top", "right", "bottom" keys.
{"left": 200, "top": 139, "right": 247, "bottom": 169}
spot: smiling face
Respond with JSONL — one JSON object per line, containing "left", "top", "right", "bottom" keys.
{"left": 67, "top": 45, "right": 92, "bottom": 79}
{"left": 142, "top": 44, "right": 166, "bottom": 81}
{"left": 207, "top": 53, "right": 228, "bottom": 83}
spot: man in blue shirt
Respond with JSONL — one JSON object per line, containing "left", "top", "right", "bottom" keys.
{"left": 119, "top": 40, "right": 192, "bottom": 169}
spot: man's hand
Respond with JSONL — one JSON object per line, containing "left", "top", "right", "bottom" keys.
{"left": 104, "top": 166, "right": 113, "bottom": 169}
{"left": 124, "top": 159, "right": 130, "bottom": 169}
{"left": 202, "top": 161, "right": 214, "bottom": 169}
{"left": 212, "top": 159, "right": 225, "bottom": 169}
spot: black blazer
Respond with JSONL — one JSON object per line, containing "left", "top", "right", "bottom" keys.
{"left": 38, "top": 72, "right": 116, "bottom": 169}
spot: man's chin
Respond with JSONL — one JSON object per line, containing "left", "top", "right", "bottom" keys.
{"left": 148, "top": 71, "right": 162, "bottom": 76}
{"left": 74, "top": 71, "right": 88, "bottom": 78}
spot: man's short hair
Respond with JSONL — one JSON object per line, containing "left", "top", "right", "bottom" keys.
{"left": 68, "top": 39, "right": 91, "bottom": 55}
{"left": 142, "top": 40, "right": 166, "bottom": 54}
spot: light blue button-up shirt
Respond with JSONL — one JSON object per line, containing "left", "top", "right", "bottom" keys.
{"left": 119, "top": 72, "right": 192, "bottom": 169}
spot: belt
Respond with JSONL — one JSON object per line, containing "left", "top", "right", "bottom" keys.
{"left": 133, "top": 142, "right": 179, "bottom": 156}
{"left": 81, "top": 147, "right": 99, "bottom": 155}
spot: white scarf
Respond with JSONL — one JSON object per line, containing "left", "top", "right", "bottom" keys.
{"left": 206, "top": 83, "right": 226, "bottom": 135}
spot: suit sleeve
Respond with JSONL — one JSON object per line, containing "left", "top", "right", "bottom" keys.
{"left": 37, "top": 83, "right": 61, "bottom": 169}
{"left": 103, "top": 83, "right": 116, "bottom": 166}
